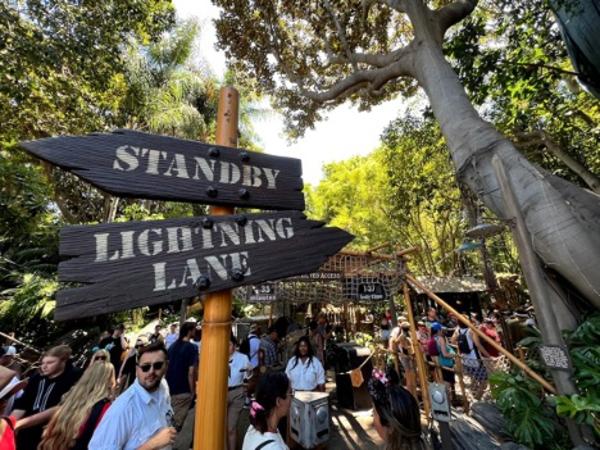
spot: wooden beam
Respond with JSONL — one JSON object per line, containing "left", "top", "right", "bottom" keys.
{"left": 406, "top": 274, "right": 557, "bottom": 394}
{"left": 403, "top": 281, "right": 431, "bottom": 420}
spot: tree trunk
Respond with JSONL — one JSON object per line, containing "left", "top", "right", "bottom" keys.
{"left": 409, "top": 21, "right": 600, "bottom": 315}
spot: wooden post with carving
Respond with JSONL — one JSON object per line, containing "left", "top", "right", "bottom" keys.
{"left": 194, "top": 86, "right": 239, "bottom": 450}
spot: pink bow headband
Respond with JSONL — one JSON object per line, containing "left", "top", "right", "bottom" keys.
{"left": 250, "top": 401, "right": 264, "bottom": 418}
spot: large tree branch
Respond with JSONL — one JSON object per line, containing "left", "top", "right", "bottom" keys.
{"left": 435, "top": 0, "right": 478, "bottom": 34}
{"left": 323, "top": 0, "right": 359, "bottom": 72}
{"left": 326, "top": 46, "right": 412, "bottom": 68}
{"left": 515, "top": 130, "right": 600, "bottom": 194}
{"left": 301, "top": 46, "right": 415, "bottom": 102}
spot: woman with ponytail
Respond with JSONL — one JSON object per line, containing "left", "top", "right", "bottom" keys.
{"left": 242, "top": 372, "right": 292, "bottom": 450}
{"left": 38, "top": 360, "right": 115, "bottom": 450}
{"left": 369, "top": 368, "right": 429, "bottom": 450}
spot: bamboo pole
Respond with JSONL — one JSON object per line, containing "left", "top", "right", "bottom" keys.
{"left": 406, "top": 274, "right": 556, "bottom": 394}
{"left": 454, "top": 356, "right": 469, "bottom": 414}
{"left": 0, "top": 331, "right": 41, "bottom": 355}
{"left": 395, "top": 246, "right": 420, "bottom": 257}
{"left": 403, "top": 282, "right": 431, "bottom": 420}
{"left": 194, "top": 86, "right": 239, "bottom": 450}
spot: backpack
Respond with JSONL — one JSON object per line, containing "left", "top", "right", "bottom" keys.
{"left": 457, "top": 329, "right": 472, "bottom": 355}
{"left": 240, "top": 335, "right": 258, "bottom": 358}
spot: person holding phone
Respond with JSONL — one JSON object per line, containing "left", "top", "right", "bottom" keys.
{"left": 88, "top": 342, "right": 176, "bottom": 450}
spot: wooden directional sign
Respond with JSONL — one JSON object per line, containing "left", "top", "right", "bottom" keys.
{"left": 55, "top": 211, "right": 352, "bottom": 320}
{"left": 20, "top": 129, "right": 305, "bottom": 210}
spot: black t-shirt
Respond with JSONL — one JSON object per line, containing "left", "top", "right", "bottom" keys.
{"left": 14, "top": 365, "right": 82, "bottom": 450}
{"left": 120, "top": 354, "right": 137, "bottom": 391}
{"left": 166, "top": 340, "right": 198, "bottom": 395}
{"left": 100, "top": 335, "right": 125, "bottom": 372}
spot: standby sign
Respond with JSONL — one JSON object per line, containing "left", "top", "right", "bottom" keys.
{"left": 56, "top": 211, "right": 352, "bottom": 320}
{"left": 20, "top": 129, "right": 305, "bottom": 210}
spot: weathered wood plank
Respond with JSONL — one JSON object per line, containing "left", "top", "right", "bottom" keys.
{"left": 55, "top": 211, "right": 352, "bottom": 320}
{"left": 20, "top": 129, "right": 305, "bottom": 210}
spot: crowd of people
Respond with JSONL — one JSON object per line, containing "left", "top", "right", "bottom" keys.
{"left": 387, "top": 305, "right": 538, "bottom": 401}
{"left": 0, "top": 313, "right": 336, "bottom": 450}
{"left": 0, "top": 304, "right": 539, "bottom": 450}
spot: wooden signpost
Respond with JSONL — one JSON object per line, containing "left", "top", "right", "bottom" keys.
{"left": 20, "top": 86, "right": 353, "bottom": 450}
{"left": 21, "top": 129, "right": 305, "bottom": 210}
{"left": 55, "top": 211, "right": 351, "bottom": 320}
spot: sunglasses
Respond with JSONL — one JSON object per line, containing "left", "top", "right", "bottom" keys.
{"left": 137, "top": 361, "right": 165, "bottom": 373}
{"left": 94, "top": 356, "right": 107, "bottom": 361}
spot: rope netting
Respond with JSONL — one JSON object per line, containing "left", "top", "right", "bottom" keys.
{"left": 235, "top": 249, "right": 553, "bottom": 404}
{"left": 234, "top": 251, "right": 405, "bottom": 305}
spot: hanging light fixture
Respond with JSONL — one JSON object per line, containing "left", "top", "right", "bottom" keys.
{"left": 465, "top": 223, "right": 505, "bottom": 239}
{"left": 456, "top": 241, "right": 482, "bottom": 253}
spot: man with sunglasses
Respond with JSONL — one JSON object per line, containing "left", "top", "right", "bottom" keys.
{"left": 89, "top": 341, "right": 176, "bottom": 450}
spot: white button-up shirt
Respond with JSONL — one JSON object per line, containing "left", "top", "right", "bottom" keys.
{"left": 285, "top": 356, "right": 326, "bottom": 391}
{"left": 229, "top": 351, "right": 252, "bottom": 387}
{"left": 89, "top": 378, "right": 173, "bottom": 450}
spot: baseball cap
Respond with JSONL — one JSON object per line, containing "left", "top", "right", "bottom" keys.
{"left": 431, "top": 322, "right": 443, "bottom": 332}
{"left": 0, "top": 346, "right": 16, "bottom": 357}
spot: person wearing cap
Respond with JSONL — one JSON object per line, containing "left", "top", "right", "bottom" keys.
{"left": 425, "top": 307, "right": 439, "bottom": 329}
{"left": 387, "top": 316, "right": 406, "bottom": 352}
{"left": 427, "top": 322, "right": 456, "bottom": 388}
{"left": 0, "top": 346, "right": 18, "bottom": 374}
{"left": 227, "top": 335, "right": 253, "bottom": 450}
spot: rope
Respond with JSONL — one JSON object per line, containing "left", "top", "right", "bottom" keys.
{"left": 340, "top": 351, "right": 375, "bottom": 375}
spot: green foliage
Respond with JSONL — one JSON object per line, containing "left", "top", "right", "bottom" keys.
{"left": 306, "top": 151, "right": 390, "bottom": 250}
{"left": 490, "top": 371, "right": 567, "bottom": 449}
{"left": 564, "top": 314, "right": 600, "bottom": 394}
{"left": 1, "top": 2, "right": 267, "bottom": 335}
{"left": 352, "top": 332, "right": 374, "bottom": 349}
{"left": 306, "top": 114, "right": 519, "bottom": 277}
{"left": 0, "top": 273, "right": 60, "bottom": 342}
{"left": 554, "top": 314, "right": 600, "bottom": 435}
{"left": 555, "top": 394, "right": 600, "bottom": 434}
{"left": 0, "top": 0, "right": 175, "bottom": 142}
{"left": 445, "top": 0, "right": 600, "bottom": 187}
{"left": 381, "top": 116, "right": 465, "bottom": 275}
